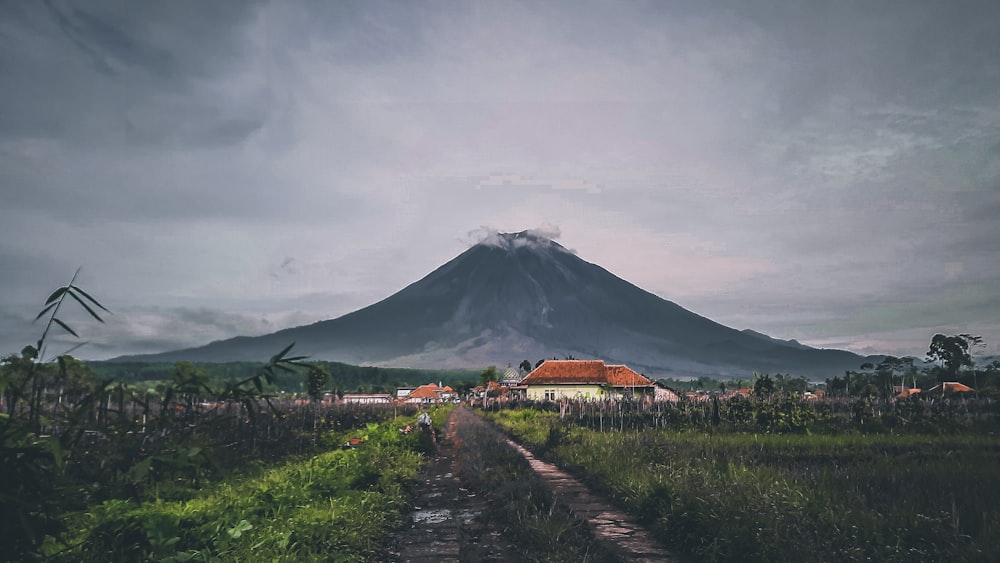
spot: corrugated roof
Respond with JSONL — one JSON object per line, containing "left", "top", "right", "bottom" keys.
{"left": 520, "top": 360, "right": 652, "bottom": 386}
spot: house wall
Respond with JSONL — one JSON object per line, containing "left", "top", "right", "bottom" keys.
{"left": 654, "top": 387, "right": 680, "bottom": 402}
{"left": 342, "top": 395, "right": 392, "bottom": 404}
{"left": 526, "top": 384, "right": 605, "bottom": 401}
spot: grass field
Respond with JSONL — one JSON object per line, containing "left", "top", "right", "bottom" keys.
{"left": 489, "top": 406, "right": 1000, "bottom": 562}
{"left": 48, "top": 407, "right": 451, "bottom": 562}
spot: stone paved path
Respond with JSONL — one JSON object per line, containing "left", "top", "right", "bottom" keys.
{"left": 504, "top": 438, "right": 678, "bottom": 562}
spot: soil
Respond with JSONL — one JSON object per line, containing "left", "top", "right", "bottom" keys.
{"left": 386, "top": 406, "right": 677, "bottom": 562}
{"left": 385, "top": 408, "right": 521, "bottom": 562}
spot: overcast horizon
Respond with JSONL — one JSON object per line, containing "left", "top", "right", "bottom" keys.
{"left": 2, "top": 1, "right": 999, "bottom": 363}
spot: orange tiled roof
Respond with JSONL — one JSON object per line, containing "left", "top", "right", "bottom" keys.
{"left": 605, "top": 364, "right": 653, "bottom": 387}
{"left": 927, "top": 382, "right": 974, "bottom": 393}
{"left": 407, "top": 384, "right": 443, "bottom": 399}
{"left": 520, "top": 360, "right": 652, "bottom": 387}
{"left": 520, "top": 360, "right": 608, "bottom": 385}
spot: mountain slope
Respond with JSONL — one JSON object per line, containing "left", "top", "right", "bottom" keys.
{"left": 111, "top": 231, "right": 864, "bottom": 378}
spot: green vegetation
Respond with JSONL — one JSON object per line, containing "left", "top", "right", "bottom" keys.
{"left": 53, "top": 411, "right": 437, "bottom": 562}
{"left": 0, "top": 274, "right": 456, "bottom": 561}
{"left": 6, "top": 274, "right": 1000, "bottom": 562}
{"left": 488, "top": 405, "right": 1000, "bottom": 562}
{"left": 88, "top": 361, "right": 479, "bottom": 396}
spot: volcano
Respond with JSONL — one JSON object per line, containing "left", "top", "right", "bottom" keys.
{"left": 111, "top": 231, "right": 864, "bottom": 378}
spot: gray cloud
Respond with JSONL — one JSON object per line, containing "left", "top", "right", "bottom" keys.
{"left": 1, "top": 0, "right": 998, "bottom": 361}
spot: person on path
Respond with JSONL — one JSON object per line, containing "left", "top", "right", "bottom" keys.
{"left": 417, "top": 410, "right": 437, "bottom": 449}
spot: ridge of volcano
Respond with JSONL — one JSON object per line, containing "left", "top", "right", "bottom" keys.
{"left": 111, "top": 231, "right": 863, "bottom": 378}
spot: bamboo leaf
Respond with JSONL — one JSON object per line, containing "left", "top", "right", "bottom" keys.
{"left": 283, "top": 355, "right": 309, "bottom": 362}
{"left": 55, "top": 341, "right": 88, "bottom": 359}
{"left": 52, "top": 317, "right": 79, "bottom": 338}
{"left": 253, "top": 376, "right": 263, "bottom": 393}
{"left": 66, "top": 289, "right": 105, "bottom": 322}
{"left": 34, "top": 301, "right": 59, "bottom": 321}
{"left": 264, "top": 396, "right": 281, "bottom": 416}
{"left": 269, "top": 342, "right": 296, "bottom": 364}
{"left": 44, "top": 287, "right": 68, "bottom": 305}
{"left": 68, "top": 284, "right": 111, "bottom": 313}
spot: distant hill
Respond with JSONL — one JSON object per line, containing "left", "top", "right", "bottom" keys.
{"left": 111, "top": 231, "right": 869, "bottom": 379}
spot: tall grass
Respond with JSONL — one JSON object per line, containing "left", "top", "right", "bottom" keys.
{"left": 490, "top": 407, "right": 1000, "bottom": 562}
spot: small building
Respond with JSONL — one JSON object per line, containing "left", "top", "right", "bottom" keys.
{"left": 500, "top": 365, "right": 525, "bottom": 387}
{"left": 653, "top": 381, "right": 681, "bottom": 403}
{"left": 925, "top": 382, "right": 974, "bottom": 395}
{"left": 341, "top": 393, "right": 393, "bottom": 404}
{"left": 520, "top": 360, "right": 655, "bottom": 401}
{"left": 404, "top": 383, "right": 458, "bottom": 404}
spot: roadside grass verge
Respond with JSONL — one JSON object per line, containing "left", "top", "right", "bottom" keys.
{"left": 489, "top": 407, "right": 1000, "bottom": 562}
{"left": 452, "top": 408, "right": 619, "bottom": 562}
{"left": 51, "top": 408, "right": 451, "bottom": 562}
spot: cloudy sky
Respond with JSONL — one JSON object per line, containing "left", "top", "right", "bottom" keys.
{"left": 2, "top": 0, "right": 998, "bottom": 362}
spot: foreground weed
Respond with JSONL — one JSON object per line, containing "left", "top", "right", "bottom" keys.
{"left": 56, "top": 412, "right": 441, "bottom": 562}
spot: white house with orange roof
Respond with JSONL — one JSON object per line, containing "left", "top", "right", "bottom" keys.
{"left": 519, "top": 360, "right": 655, "bottom": 401}
{"left": 402, "top": 383, "right": 459, "bottom": 404}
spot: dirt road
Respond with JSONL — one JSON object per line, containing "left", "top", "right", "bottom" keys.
{"left": 387, "top": 406, "right": 677, "bottom": 562}
{"left": 386, "top": 409, "right": 520, "bottom": 562}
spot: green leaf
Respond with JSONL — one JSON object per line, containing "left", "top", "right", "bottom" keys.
{"left": 42, "top": 435, "right": 64, "bottom": 468}
{"left": 44, "top": 286, "right": 68, "bottom": 306}
{"left": 269, "top": 342, "right": 296, "bottom": 364}
{"left": 67, "top": 284, "right": 111, "bottom": 313}
{"left": 253, "top": 377, "right": 263, "bottom": 393}
{"left": 33, "top": 301, "right": 59, "bottom": 322}
{"left": 127, "top": 457, "right": 154, "bottom": 484}
{"left": 66, "top": 289, "right": 105, "bottom": 322}
{"left": 227, "top": 519, "right": 253, "bottom": 539}
{"left": 52, "top": 317, "right": 79, "bottom": 338}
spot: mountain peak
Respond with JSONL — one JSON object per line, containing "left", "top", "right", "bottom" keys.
{"left": 112, "top": 231, "right": 863, "bottom": 378}
{"left": 475, "top": 229, "right": 569, "bottom": 254}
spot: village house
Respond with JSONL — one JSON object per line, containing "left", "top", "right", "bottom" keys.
{"left": 519, "top": 360, "right": 656, "bottom": 401}
{"left": 403, "top": 383, "right": 458, "bottom": 404}
{"left": 341, "top": 393, "right": 393, "bottom": 405}
{"left": 653, "top": 380, "right": 681, "bottom": 402}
